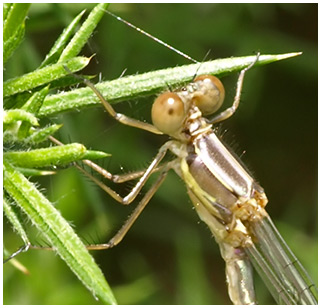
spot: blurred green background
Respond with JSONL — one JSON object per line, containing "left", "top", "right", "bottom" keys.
{"left": 4, "top": 3, "right": 317, "bottom": 304}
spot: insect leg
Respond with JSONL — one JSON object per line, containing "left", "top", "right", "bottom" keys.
{"left": 86, "top": 165, "right": 170, "bottom": 250}
{"left": 76, "top": 141, "right": 174, "bottom": 205}
{"left": 208, "top": 53, "right": 260, "bottom": 124}
{"left": 64, "top": 67, "right": 163, "bottom": 135}
{"left": 80, "top": 159, "right": 165, "bottom": 183}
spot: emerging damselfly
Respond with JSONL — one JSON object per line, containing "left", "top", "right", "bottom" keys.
{"left": 4, "top": 4, "right": 317, "bottom": 305}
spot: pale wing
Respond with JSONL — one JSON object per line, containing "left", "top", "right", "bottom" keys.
{"left": 245, "top": 214, "right": 317, "bottom": 304}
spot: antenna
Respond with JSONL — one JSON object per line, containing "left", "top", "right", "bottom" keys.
{"left": 104, "top": 9, "right": 199, "bottom": 64}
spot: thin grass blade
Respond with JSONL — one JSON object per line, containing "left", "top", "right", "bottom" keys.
{"left": 38, "top": 53, "right": 301, "bottom": 117}
{"left": 3, "top": 160, "right": 117, "bottom": 304}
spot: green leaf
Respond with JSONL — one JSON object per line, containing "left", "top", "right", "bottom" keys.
{"left": 21, "top": 85, "right": 49, "bottom": 114}
{"left": 15, "top": 167, "right": 56, "bottom": 177}
{"left": 40, "top": 9, "right": 86, "bottom": 67}
{"left": 3, "top": 160, "right": 117, "bottom": 304}
{"left": 83, "top": 150, "right": 111, "bottom": 160}
{"left": 3, "top": 3, "right": 30, "bottom": 41}
{"left": 3, "top": 3, "right": 30, "bottom": 63}
{"left": 3, "top": 197, "right": 30, "bottom": 246}
{"left": 24, "top": 124, "right": 63, "bottom": 144}
{"left": 4, "top": 56, "right": 91, "bottom": 97}
{"left": 4, "top": 143, "right": 108, "bottom": 168}
{"left": 48, "top": 73, "right": 97, "bottom": 90}
{"left": 18, "top": 86, "right": 49, "bottom": 139}
{"left": 3, "top": 109, "right": 39, "bottom": 126}
{"left": 3, "top": 23, "right": 25, "bottom": 63}
{"left": 58, "top": 3, "right": 109, "bottom": 62}
{"left": 4, "top": 91, "right": 32, "bottom": 110}
{"left": 38, "top": 52, "right": 302, "bottom": 117}
{"left": 3, "top": 3, "right": 13, "bottom": 21}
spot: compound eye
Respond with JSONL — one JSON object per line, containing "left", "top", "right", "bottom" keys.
{"left": 193, "top": 75, "right": 225, "bottom": 115}
{"left": 151, "top": 92, "right": 185, "bottom": 135}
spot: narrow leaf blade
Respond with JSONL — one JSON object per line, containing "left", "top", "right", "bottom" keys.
{"left": 4, "top": 57, "right": 90, "bottom": 97}
{"left": 59, "top": 3, "right": 109, "bottom": 62}
{"left": 38, "top": 52, "right": 301, "bottom": 117}
{"left": 4, "top": 160, "right": 117, "bottom": 304}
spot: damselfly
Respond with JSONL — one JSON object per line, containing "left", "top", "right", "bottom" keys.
{"left": 54, "top": 9, "right": 317, "bottom": 304}
{"left": 71, "top": 55, "right": 317, "bottom": 304}
{"left": 70, "top": 7, "right": 317, "bottom": 304}
{"left": 4, "top": 4, "right": 317, "bottom": 305}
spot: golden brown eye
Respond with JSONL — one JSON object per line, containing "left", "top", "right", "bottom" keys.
{"left": 151, "top": 92, "right": 185, "bottom": 135}
{"left": 193, "top": 75, "right": 225, "bottom": 115}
